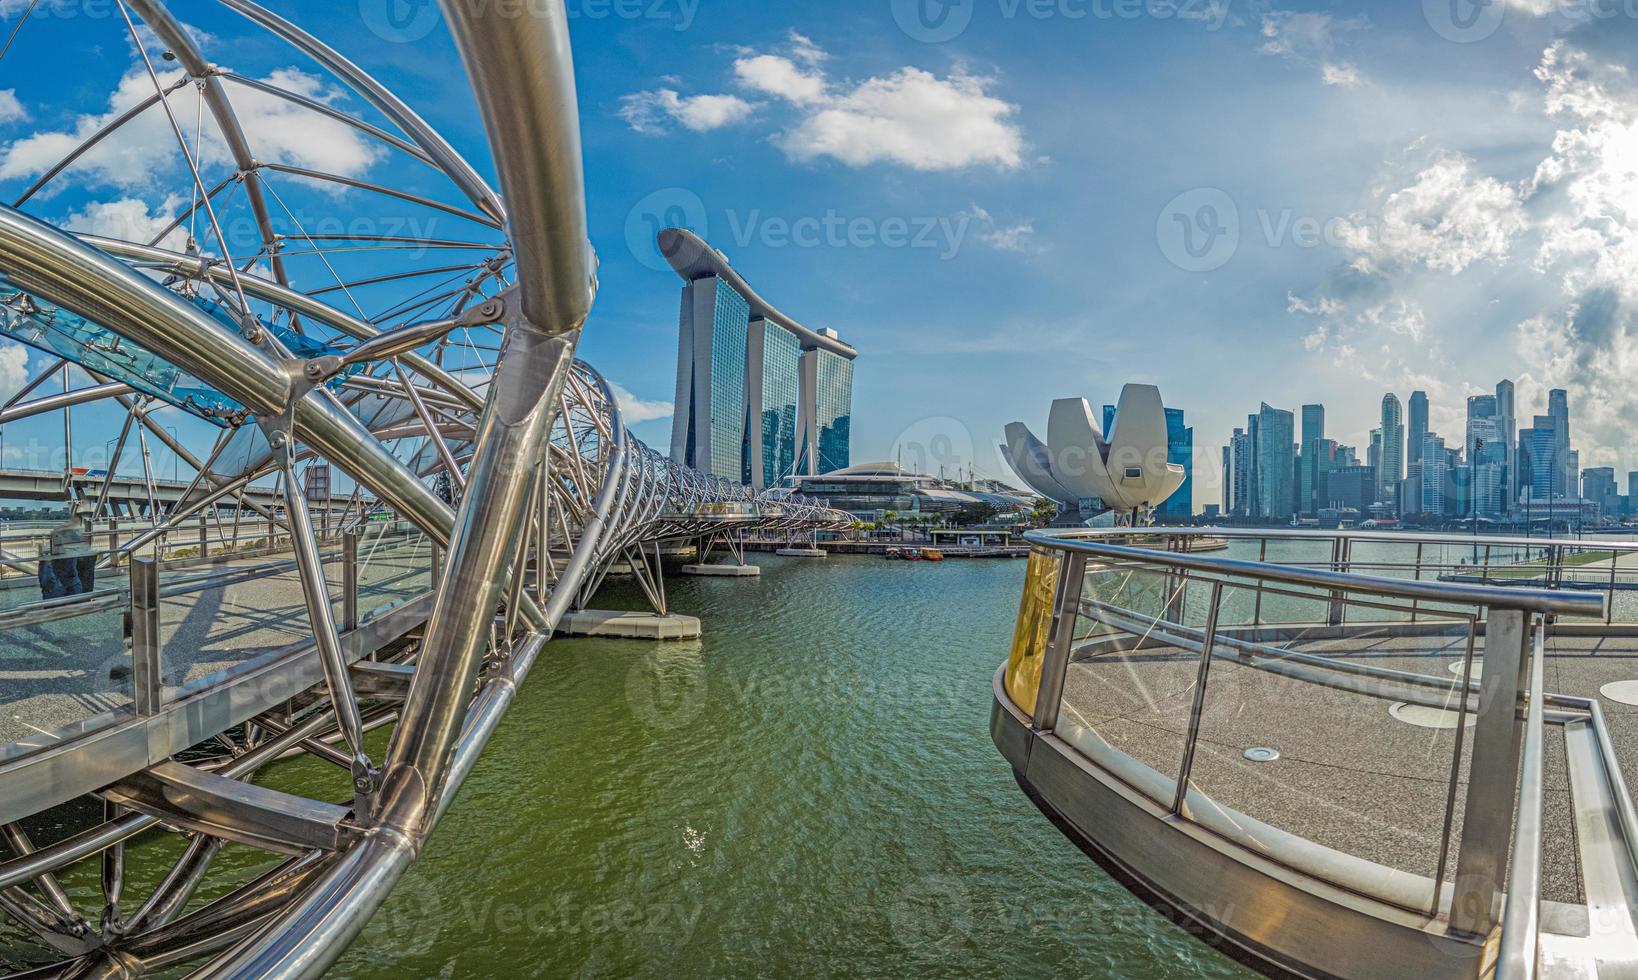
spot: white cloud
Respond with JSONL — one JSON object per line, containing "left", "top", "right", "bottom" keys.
{"left": 0, "top": 90, "right": 26, "bottom": 124}
{"left": 608, "top": 381, "right": 673, "bottom": 425}
{"left": 0, "top": 343, "right": 28, "bottom": 404}
{"left": 779, "top": 67, "right": 1023, "bottom": 172}
{"left": 618, "top": 89, "right": 758, "bottom": 135}
{"left": 62, "top": 194, "right": 189, "bottom": 250}
{"left": 0, "top": 66, "right": 382, "bottom": 193}
{"left": 962, "top": 205, "right": 1039, "bottom": 254}
{"left": 1334, "top": 152, "right": 1527, "bottom": 275}
{"left": 1258, "top": 10, "right": 1367, "bottom": 85}
{"left": 1321, "top": 63, "right": 1362, "bottom": 87}
{"left": 733, "top": 54, "right": 826, "bottom": 105}
{"left": 618, "top": 37, "right": 1025, "bottom": 173}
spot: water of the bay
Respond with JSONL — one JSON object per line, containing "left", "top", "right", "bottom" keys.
{"left": 318, "top": 553, "right": 1252, "bottom": 978}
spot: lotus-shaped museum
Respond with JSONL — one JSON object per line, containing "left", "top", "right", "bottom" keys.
{"left": 1000, "top": 384, "right": 1186, "bottom": 522}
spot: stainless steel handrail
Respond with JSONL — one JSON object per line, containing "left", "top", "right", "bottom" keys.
{"left": 1140, "top": 524, "right": 1638, "bottom": 553}
{"left": 1497, "top": 622, "right": 1548, "bottom": 980}
{"left": 1026, "top": 529, "right": 1607, "bottom": 618}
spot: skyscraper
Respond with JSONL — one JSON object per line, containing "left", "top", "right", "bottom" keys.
{"left": 1528, "top": 425, "right": 1557, "bottom": 501}
{"left": 1407, "top": 391, "right": 1428, "bottom": 467}
{"left": 1300, "top": 404, "right": 1325, "bottom": 517}
{"left": 1379, "top": 394, "right": 1404, "bottom": 508}
{"left": 1549, "top": 389, "right": 1571, "bottom": 495}
{"left": 1256, "top": 403, "right": 1295, "bottom": 520}
{"left": 1159, "top": 408, "right": 1194, "bottom": 522}
{"left": 1584, "top": 467, "right": 1618, "bottom": 518}
{"left": 662, "top": 229, "right": 857, "bottom": 486}
{"left": 1421, "top": 433, "right": 1448, "bottom": 516}
{"left": 1230, "top": 428, "right": 1253, "bottom": 517}
{"left": 1496, "top": 379, "right": 1516, "bottom": 506}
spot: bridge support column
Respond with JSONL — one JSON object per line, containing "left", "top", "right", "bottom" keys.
{"left": 557, "top": 609, "right": 701, "bottom": 641}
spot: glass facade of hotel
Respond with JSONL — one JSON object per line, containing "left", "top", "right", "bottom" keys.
{"left": 706, "top": 284, "right": 751, "bottom": 480}
{"left": 815, "top": 349, "right": 853, "bottom": 475}
{"left": 758, "top": 321, "right": 801, "bottom": 487}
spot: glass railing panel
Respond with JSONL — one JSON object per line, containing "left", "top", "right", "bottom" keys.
{"left": 1182, "top": 586, "right": 1481, "bottom": 901}
{"left": 1055, "top": 563, "right": 1196, "bottom": 804}
{"left": 0, "top": 581, "right": 130, "bottom": 760}
{"left": 358, "top": 524, "right": 432, "bottom": 622}
{"left": 159, "top": 554, "right": 316, "bottom": 698}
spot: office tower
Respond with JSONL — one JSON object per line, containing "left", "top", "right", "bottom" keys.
{"left": 1549, "top": 389, "right": 1571, "bottom": 495}
{"left": 1336, "top": 445, "right": 1359, "bottom": 468}
{"left": 1584, "top": 467, "right": 1618, "bottom": 518}
{"left": 1408, "top": 391, "right": 1429, "bottom": 466}
{"left": 1496, "top": 379, "right": 1516, "bottom": 504}
{"left": 664, "top": 229, "right": 857, "bottom": 485}
{"left": 1301, "top": 404, "right": 1325, "bottom": 517}
{"left": 1256, "top": 403, "right": 1295, "bottom": 520}
{"left": 1528, "top": 426, "right": 1557, "bottom": 501}
{"left": 1379, "top": 394, "right": 1404, "bottom": 507}
{"left": 1158, "top": 408, "right": 1194, "bottom": 522}
{"left": 1326, "top": 465, "right": 1377, "bottom": 513}
{"left": 1466, "top": 394, "right": 1498, "bottom": 459}
{"left": 1222, "top": 444, "right": 1233, "bottom": 514}
{"left": 1631, "top": 472, "right": 1638, "bottom": 511}
{"left": 1369, "top": 429, "right": 1382, "bottom": 474}
{"left": 1420, "top": 434, "right": 1447, "bottom": 515}
{"left": 1230, "top": 428, "right": 1253, "bottom": 517}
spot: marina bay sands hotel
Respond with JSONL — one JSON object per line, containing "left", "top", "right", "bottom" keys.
{"left": 660, "top": 228, "right": 857, "bottom": 489}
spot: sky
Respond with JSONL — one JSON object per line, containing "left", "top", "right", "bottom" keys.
{"left": 0, "top": 0, "right": 1635, "bottom": 511}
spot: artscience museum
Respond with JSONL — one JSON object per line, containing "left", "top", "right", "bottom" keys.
{"left": 1001, "top": 384, "right": 1187, "bottom": 524}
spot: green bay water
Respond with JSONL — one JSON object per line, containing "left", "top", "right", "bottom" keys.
{"left": 316, "top": 553, "right": 1251, "bottom": 979}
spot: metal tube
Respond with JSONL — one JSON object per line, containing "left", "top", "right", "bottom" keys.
{"left": 130, "top": 557, "right": 162, "bottom": 715}
{"left": 1497, "top": 623, "right": 1547, "bottom": 979}
{"left": 1172, "top": 580, "right": 1224, "bottom": 815}
{"left": 277, "top": 454, "right": 369, "bottom": 779}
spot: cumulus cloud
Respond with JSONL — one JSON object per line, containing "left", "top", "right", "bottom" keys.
{"left": 617, "top": 35, "right": 1025, "bottom": 173}
{"left": 62, "top": 194, "right": 189, "bottom": 250}
{"left": 618, "top": 89, "right": 758, "bottom": 135}
{"left": 0, "top": 66, "right": 383, "bottom": 193}
{"left": 1292, "top": 38, "right": 1638, "bottom": 470}
{"left": 1334, "top": 152, "right": 1527, "bottom": 275}
{"left": 608, "top": 381, "right": 674, "bottom": 425}
{"left": 0, "top": 90, "right": 25, "bottom": 124}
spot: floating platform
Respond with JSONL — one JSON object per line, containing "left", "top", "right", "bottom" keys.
{"left": 776, "top": 548, "right": 827, "bottom": 558}
{"left": 556, "top": 609, "right": 702, "bottom": 641}
{"left": 680, "top": 564, "right": 761, "bottom": 577}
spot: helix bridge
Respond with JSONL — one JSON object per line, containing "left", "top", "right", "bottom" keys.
{"left": 0, "top": 2, "right": 848, "bottom": 976}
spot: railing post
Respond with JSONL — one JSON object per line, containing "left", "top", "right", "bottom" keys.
{"left": 342, "top": 529, "right": 359, "bottom": 632}
{"left": 198, "top": 513, "right": 208, "bottom": 559}
{"left": 1327, "top": 537, "right": 1348, "bottom": 627}
{"left": 1031, "top": 552, "right": 1087, "bottom": 732}
{"left": 129, "top": 557, "right": 162, "bottom": 716}
{"left": 1173, "top": 581, "right": 1224, "bottom": 815}
{"left": 1450, "top": 606, "right": 1531, "bottom": 936}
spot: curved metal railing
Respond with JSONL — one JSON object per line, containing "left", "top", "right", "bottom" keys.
{"left": 996, "top": 527, "right": 1633, "bottom": 980}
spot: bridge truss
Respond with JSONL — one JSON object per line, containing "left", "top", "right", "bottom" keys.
{"left": 0, "top": 2, "right": 848, "bottom": 976}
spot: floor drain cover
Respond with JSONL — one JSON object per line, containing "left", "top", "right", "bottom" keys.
{"left": 1243, "top": 747, "right": 1279, "bottom": 762}
{"left": 1447, "top": 661, "right": 1484, "bottom": 680}
{"left": 1600, "top": 680, "right": 1638, "bottom": 706}
{"left": 1389, "top": 702, "right": 1476, "bottom": 729}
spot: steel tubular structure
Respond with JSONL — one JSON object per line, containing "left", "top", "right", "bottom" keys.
{"left": 0, "top": 3, "right": 849, "bottom": 977}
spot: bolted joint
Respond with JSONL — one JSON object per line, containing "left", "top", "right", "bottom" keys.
{"left": 267, "top": 430, "right": 289, "bottom": 449}
{"left": 460, "top": 297, "right": 506, "bottom": 328}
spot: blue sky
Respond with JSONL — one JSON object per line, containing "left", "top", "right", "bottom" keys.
{"left": 0, "top": 0, "right": 1635, "bottom": 510}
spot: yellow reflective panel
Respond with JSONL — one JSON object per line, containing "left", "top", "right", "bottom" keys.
{"left": 1004, "top": 550, "right": 1061, "bottom": 715}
